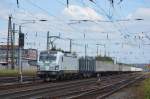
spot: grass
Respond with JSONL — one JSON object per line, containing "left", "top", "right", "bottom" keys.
{"left": 0, "top": 69, "right": 37, "bottom": 77}
{"left": 143, "top": 79, "right": 150, "bottom": 99}
{"left": 133, "top": 73, "right": 150, "bottom": 99}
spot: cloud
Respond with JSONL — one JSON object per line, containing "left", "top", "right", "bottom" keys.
{"left": 62, "top": 5, "right": 113, "bottom": 36}
{"left": 0, "top": 5, "right": 10, "bottom": 20}
{"left": 125, "top": 7, "right": 150, "bottom": 33}
{"left": 63, "top": 5, "right": 103, "bottom": 20}
{"left": 0, "top": 1, "right": 149, "bottom": 63}
{"left": 127, "top": 7, "right": 150, "bottom": 20}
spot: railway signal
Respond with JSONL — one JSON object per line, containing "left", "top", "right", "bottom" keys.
{"left": 18, "top": 25, "right": 23, "bottom": 83}
{"left": 19, "top": 33, "right": 24, "bottom": 48}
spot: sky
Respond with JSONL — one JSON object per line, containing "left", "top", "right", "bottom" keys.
{"left": 0, "top": 0, "right": 150, "bottom": 64}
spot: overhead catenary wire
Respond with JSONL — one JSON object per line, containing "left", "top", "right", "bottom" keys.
{"left": 1, "top": 0, "right": 149, "bottom": 63}
{"left": 7, "top": 0, "right": 81, "bottom": 39}
{"left": 8, "top": 0, "right": 129, "bottom": 47}
{"left": 80, "top": 0, "right": 144, "bottom": 49}
{"left": 25, "top": 0, "right": 83, "bottom": 36}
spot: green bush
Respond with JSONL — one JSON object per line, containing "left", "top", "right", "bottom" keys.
{"left": 0, "top": 69, "right": 18, "bottom": 77}
{"left": 96, "top": 55, "right": 114, "bottom": 62}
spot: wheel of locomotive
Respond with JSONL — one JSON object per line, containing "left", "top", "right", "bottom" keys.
{"left": 78, "top": 74, "right": 83, "bottom": 79}
{"left": 56, "top": 75, "right": 63, "bottom": 81}
{"left": 45, "top": 77, "right": 51, "bottom": 82}
{"left": 43, "top": 78, "right": 47, "bottom": 82}
{"left": 87, "top": 74, "right": 91, "bottom": 78}
{"left": 61, "top": 75, "right": 64, "bottom": 80}
{"left": 83, "top": 73, "right": 87, "bottom": 78}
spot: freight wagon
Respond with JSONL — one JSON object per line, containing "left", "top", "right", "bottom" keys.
{"left": 79, "top": 57, "right": 95, "bottom": 78}
{"left": 95, "top": 61, "right": 122, "bottom": 75}
{"left": 37, "top": 50, "right": 143, "bottom": 81}
{"left": 96, "top": 61, "right": 120, "bottom": 72}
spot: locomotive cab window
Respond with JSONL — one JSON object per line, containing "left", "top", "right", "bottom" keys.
{"left": 39, "top": 53, "right": 56, "bottom": 62}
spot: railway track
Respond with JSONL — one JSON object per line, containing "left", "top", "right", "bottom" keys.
{"left": 0, "top": 76, "right": 41, "bottom": 90}
{"left": 62, "top": 74, "right": 144, "bottom": 99}
{"left": 0, "top": 73, "right": 144, "bottom": 99}
{"left": 0, "top": 73, "right": 131, "bottom": 90}
{"left": 0, "top": 78, "right": 97, "bottom": 99}
{"left": 0, "top": 76, "right": 39, "bottom": 84}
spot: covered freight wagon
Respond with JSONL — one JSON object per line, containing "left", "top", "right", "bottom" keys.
{"left": 79, "top": 57, "right": 96, "bottom": 77}
{"left": 121, "top": 65, "right": 131, "bottom": 72}
{"left": 96, "top": 61, "right": 120, "bottom": 72}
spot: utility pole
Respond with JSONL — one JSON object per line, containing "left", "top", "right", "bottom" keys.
{"left": 96, "top": 44, "right": 100, "bottom": 56}
{"left": 18, "top": 25, "right": 24, "bottom": 83}
{"left": 18, "top": 43, "right": 22, "bottom": 83}
{"left": 11, "top": 23, "right": 15, "bottom": 69}
{"left": 100, "top": 49, "right": 101, "bottom": 56}
{"left": 104, "top": 44, "right": 106, "bottom": 56}
{"left": 108, "top": 51, "right": 110, "bottom": 57}
{"left": 85, "top": 44, "right": 87, "bottom": 58}
{"left": 47, "top": 31, "right": 50, "bottom": 50}
{"left": 85, "top": 44, "right": 87, "bottom": 70}
{"left": 96, "top": 43, "right": 105, "bottom": 57}
{"left": 84, "top": 33, "right": 87, "bottom": 70}
{"left": 67, "top": 38, "right": 72, "bottom": 52}
{"left": 113, "top": 57, "right": 117, "bottom": 64}
{"left": 69, "top": 39, "right": 72, "bottom": 52}
{"left": 96, "top": 45, "right": 99, "bottom": 56}
{"left": 7, "top": 15, "right": 14, "bottom": 69}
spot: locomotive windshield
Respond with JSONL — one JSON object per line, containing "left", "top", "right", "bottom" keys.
{"left": 39, "top": 52, "right": 57, "bottom": 62}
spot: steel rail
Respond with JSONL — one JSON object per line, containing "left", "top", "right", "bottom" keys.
{"left": 0, "top": 73, "right": 142, "bottom": 99}
{"left": 0, "top": 78, "right": 96, "bottom": 99}
{"left": 64, "top": 74, "right": 144, "bottom": 99}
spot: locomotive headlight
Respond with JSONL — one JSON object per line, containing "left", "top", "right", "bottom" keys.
{"left": 38, "top": 62, "right": 43, "bottom": 66}
{"left": 55, "top": 65, "right": 59, "bottom": 70}
{"left": 45, "top": 61, "right": 50, "bottom": 64}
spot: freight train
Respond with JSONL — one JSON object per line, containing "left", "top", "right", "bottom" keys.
{"left": 37, "top": 50, "right": 143, "bottom": 81}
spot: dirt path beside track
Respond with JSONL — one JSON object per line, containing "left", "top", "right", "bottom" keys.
{"left": 106, "top": 72, "right": 150, "bottom": 99}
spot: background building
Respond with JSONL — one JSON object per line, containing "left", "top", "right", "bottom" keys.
{"left": 0, "top": 45, "right": 37, "bottom": 69}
